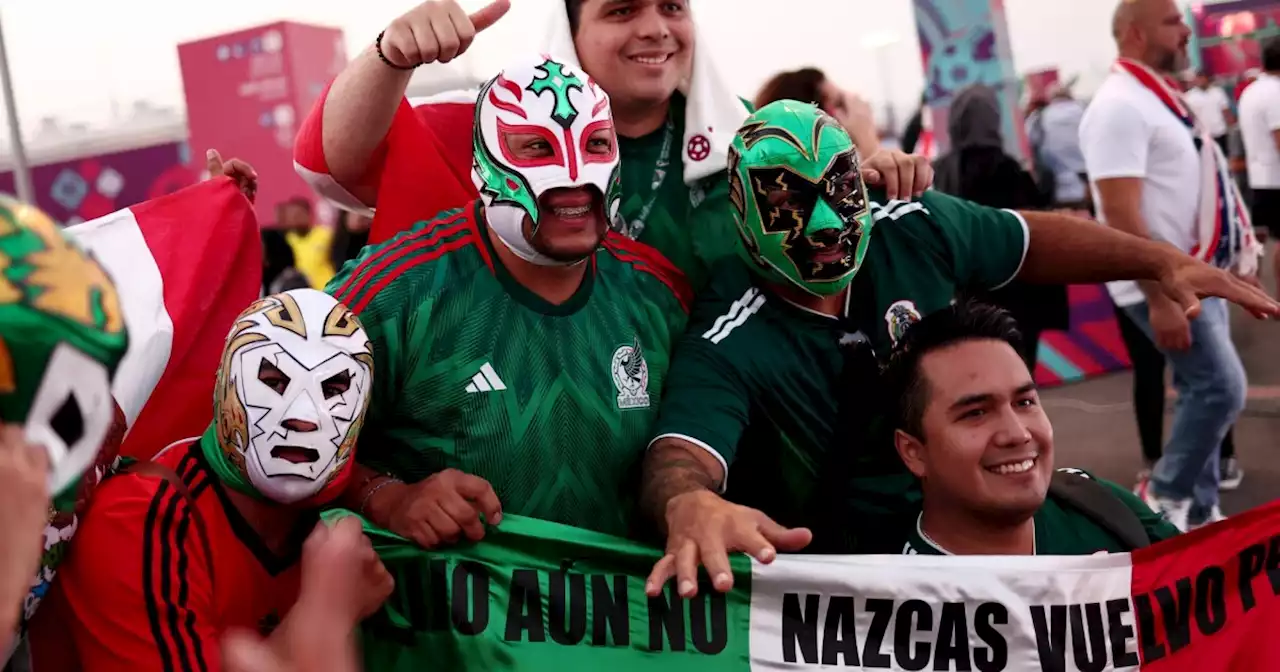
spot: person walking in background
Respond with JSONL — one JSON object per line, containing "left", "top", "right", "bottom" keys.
{"left": 1113, "top": 307, "right": 1243, "bottom": 493}
{"left": 933, "top": 84, "right": 1068, "bottom": 372}
{"left": 1185, "top": 72, "right": 1235, "bottom": 156}
{"left": 1027, "top": 82, "right": 1092, "bottom": 212}
{"left": 1080, "top": 0, "right": 1261, "bottom": 531}
{"left": 753, "top": 67, "right": 882, "bottom": 156}
{"left": 1238, "top": 36, "right": 1280, "bottom": 292}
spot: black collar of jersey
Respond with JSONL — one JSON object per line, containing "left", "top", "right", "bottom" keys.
{"left": 188, "top": 444, "right": 316, "bottom": 577}
{"left": 473, "top": 201, "right": 597, "bottom": 317}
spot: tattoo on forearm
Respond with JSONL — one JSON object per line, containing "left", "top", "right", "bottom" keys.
{"left": 640, "top": 442, "right": 721, "bottom": 532}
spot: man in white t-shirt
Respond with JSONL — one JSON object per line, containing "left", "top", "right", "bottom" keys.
{"left": 1079, "top": 0, "right": 1249, "bottom": 531}
{"left": 1238, "top": 36, "right": 1280, "bottom": 291}
{"left": 1185, "top": 72, "right": 1234, "bottom": 155}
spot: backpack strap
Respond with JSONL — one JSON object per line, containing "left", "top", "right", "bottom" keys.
{"left": 1048, "top": 469, "right": 1151, "bottom": 550}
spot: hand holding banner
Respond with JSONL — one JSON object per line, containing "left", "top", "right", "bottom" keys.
{"left": 340, "top": 499, "right": 1280, "bottom": 671}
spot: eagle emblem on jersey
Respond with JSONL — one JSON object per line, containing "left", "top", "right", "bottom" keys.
{"left": 885, "top": 300, "right": 923, "bottom": 347}
{"left": 611, "top": 337, "right": 650, "bottom": 410}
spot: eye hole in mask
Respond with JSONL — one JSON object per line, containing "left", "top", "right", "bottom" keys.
{"left": 50, "top": 393, "right": 86, "bottom": 448}
{"left": 258, "top": 359, "right": 291, "bottom": 395}
{"left": 322, "top": 371, "right": 352, "bottom": 399}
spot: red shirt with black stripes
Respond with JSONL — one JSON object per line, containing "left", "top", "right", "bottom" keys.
{"left": 58, "top": 441, "right": 306, "bottom": 672}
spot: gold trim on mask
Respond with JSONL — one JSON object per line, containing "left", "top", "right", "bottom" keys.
{"left": 263, "top": 293, "right": 307, "bottom": 339}
{"left": 323, "top": 302, "right": 361, "bottom": 338}
{"left": 215, "top": 321, "right": 269, "bottom": 469}
{"left": 326, "top": 349, "right": 374, "bottom": 487}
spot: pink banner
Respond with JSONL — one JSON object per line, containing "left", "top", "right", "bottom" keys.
{"left": 178, "top": 22, "right": 347, "bottom": 226}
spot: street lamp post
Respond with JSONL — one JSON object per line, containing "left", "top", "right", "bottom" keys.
{"left": 0, "top": 9, "right": 33, "bottom": 204}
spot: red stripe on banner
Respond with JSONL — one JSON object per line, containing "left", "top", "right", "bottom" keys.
{"left": 122, "top": 178, "right": 260, "bottom": 459}
{"left": 1130, "top": 501, "right": 1280, "bottom": 669}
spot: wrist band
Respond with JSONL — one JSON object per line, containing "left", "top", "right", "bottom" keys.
{"left": 375, "top": 30, "right": 417, "bottom": 71}
{"left": 359, "top": 476, "right": 403, "bottom": 517}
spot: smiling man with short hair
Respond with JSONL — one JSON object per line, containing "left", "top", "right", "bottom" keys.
{"left": 884, "top": 301, "right": 1179, "bottom": 556}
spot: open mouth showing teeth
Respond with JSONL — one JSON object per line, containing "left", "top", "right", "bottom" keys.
{"left": 987, "top": 457, "right": 1037, "bottom": 475}
{"left": 631, "top": 55, "right": 671, "bottom": 65}
{"left": 554, "top": 205, "right": 591, "bottom": 218}
{"left": 271, "top": 446, "right": 320, "bottom": 464}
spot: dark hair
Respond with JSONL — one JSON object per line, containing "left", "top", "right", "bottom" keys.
{"left": 1264, "top": 36, "right": 1280, "bottom": 72}
{"left": 567, "top": 0, "right": 585, "bottom": 33}
{"left": 754, "top": 67, "right": 828, "bottom": 109}
{"left": 882, "top": 300, "right": 1023, "bottom": 438}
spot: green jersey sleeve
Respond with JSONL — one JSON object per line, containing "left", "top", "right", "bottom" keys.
{"left": 1099, "top": 478, "right": 1183, "bottom": 544}
{"left": 914, "top": 190, "right": 1031, "bottom": 291}
{"left": 648, "top": 275, "right": 757, "bottom": 490}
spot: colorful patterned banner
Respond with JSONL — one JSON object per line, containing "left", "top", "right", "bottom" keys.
{"left": 1036, "top": 285, "right": 1133, "bottom": 387}
{"left": 0, "top": 142, "right": 196, "bottom": 227}
{"left": 911, "top": 0, "right": 1028, "bottom": 160}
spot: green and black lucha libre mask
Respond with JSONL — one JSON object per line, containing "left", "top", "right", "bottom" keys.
{"left": 727, "top": 101, "right": 875, "bottom": 296}
{"left": 0, "top": 195, "right": 127, "bottom": 496}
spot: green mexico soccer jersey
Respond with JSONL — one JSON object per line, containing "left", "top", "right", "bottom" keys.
{"left": 618, "top": 95, "right": 747, "bottom": 290}
{"left": 649, "top": 188, "right": 1030, "bottom": 551}
{"left": 326, "top": 202, "right": 691, "bottom": 537}
{"left": 903, "top": 471, "right": 1181, "bottom": 555}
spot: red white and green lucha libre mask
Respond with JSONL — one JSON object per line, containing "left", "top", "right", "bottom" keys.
{"left": 202, "top": 289, "right": 372, "bottom": 506}
{"left": 472, "top": 54, "right": 623, "bottom": 266}
{"left": 0, "top": 195, "right": 127, "bottom": 497}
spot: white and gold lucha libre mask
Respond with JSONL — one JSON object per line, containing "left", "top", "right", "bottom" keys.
{"left": 211, "top": 289, "right": 372, "bottom": 505}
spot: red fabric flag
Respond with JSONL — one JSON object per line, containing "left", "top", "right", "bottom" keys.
{"left": 66, "top": 177, "right": 262, "bottom": 459}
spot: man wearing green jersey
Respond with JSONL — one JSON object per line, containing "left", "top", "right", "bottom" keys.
{"left": 328, "top": 55, "right": 690, "bottom": 546}
{"left": 639, "top": 101, "right": 1278, "bottom": 598}
{"left": 297, "top": 0, "right": 932, "bottom": 289}
{"left": 885, "top": 301, "right": 1180, "bottom": 556}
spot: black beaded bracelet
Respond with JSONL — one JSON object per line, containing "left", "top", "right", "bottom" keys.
{"left": 375, "top": 30, "right": 417, "bottom": 71}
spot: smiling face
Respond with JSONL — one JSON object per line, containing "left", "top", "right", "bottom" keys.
{"left": 213, "top": 289, "right": 372, "bottom": 506}
{"left": 897, "top": 339, "right": 1054, "bottom": 525}
{"left": 572, "top": 0, "right": 694, "bottom": 112}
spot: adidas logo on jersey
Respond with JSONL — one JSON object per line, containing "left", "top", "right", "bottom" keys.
{"left": 465, "top": 363, "right": 507, "bottom": 394}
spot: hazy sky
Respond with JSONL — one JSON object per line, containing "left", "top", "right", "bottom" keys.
{"left": 0, "top": 0, "right": 1125, "bottom": 135}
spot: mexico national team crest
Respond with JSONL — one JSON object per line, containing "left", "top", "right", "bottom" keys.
{"left": 611, "top": 337, "right": 650, "bottom": 410}
{"left": 885, "top": 300, "right": 923, "bottom": 347}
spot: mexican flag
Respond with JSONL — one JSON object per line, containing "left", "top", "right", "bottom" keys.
{"left": 65, "top": 177, "right": 261, "bottom": 459}
{"left": 340, "top": 499, "right": 1280, "bottom": 671}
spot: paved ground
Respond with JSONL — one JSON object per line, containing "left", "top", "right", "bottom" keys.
{"left": 1044, "top": 252, "right": 1279, "bottom": 515}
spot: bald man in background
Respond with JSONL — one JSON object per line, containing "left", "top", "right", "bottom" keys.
{"left": 1079, "top": 0, "right": 1259, "bottom": 531}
